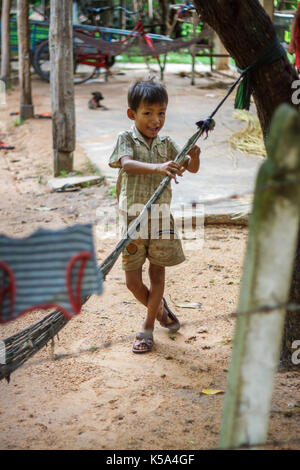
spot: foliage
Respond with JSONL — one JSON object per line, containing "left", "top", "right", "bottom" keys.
{"left": 274, "top": 1, "right": 299, "bottom": 10}
{"left": 115, "top": 51, "right": 218, "bottom": 65}
{"left": 12, "top": 118, "right": 25, "bottom": 127}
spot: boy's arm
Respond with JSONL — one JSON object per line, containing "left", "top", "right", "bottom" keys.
{"left": 121, "top": 156, "right": 183, "bottom": 182}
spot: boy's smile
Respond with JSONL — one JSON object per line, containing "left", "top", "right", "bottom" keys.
{"left": 127, "top": 101, "right": 167, "bottom": 146}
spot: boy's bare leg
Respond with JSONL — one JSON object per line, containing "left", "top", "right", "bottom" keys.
{"left": 125, "top": 266, "right": 174, "bottom": 326}
{"left": 145, "top": 263, "right": 165, "bottom": 331}
{"left": 125, "top": 267, "right": 149, "bottom": 307}
{"left": 125, "top": 264, "right": 173, "bottom": 352}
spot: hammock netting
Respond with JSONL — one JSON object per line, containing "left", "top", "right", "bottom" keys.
{"left": 73, "top": 28, "right": 213, "bottom": 57}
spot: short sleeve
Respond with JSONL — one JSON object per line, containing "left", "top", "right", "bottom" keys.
{"left": 167, "top": 137, "right": 190, "bottom": 166}
{"left": 109, "top": 132, "right": 134, "bottom": 168}
{"left": 167, "top": 137, "right": 181, "bottom": 160}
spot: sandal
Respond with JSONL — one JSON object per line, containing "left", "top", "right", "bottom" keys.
{"left": 159, "top": 297, "right": 180, "bottom": 333}
{"left": 132, "top": 330, "right": 154, "bottom": 354}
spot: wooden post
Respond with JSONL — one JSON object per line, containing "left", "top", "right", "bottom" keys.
{"left": 0, "top": 0, "right": 11, "bottom": 86}
{"left": 219, "top": 105, "right": 300, "bottom": 449}
{"left": 148, "top": 0, "right": 153, "bottom": 22}
{"left": 49, "top": 0, "right": 75, "bottom": 176}
{"left": 120, "top": 0, "right": 127, "bottom": 29}
{"left": 191, "top": 10, "right": 199, "bottom": 85}
{"left": 259, "top": 0, "right": 274, "bottom": 21}
{"left": 17, "top": 0, "right": 34, "bottom": 120}
{"left": 214, "top": 34, "right": 229, "bottom": 70}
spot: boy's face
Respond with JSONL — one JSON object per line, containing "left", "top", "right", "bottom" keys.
{"left": 127, "top": 100, "right": 167, "bottom": 143}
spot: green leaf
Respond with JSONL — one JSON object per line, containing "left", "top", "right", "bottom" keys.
{"left": 175, "top": 302, "right": 202, "bottom": 309}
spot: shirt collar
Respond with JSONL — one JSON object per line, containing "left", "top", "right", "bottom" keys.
{"left": 131, "top": 124, "right": 162, "bottom": 148}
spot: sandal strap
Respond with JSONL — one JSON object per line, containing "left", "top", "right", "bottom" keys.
{"left": 136, "top": 330, "right": 153, "bottom": 340}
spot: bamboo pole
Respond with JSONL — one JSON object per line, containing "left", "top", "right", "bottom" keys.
{"left": 49, "top": 0, "right": 75, "bottom": 176}
{"left": 219, "top": 104, "right": 300, "bottom": 449}
{"left": 17, "top": 0, "right": 34, "bottom": 120}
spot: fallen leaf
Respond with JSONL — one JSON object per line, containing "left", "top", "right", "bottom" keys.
{"left": 36, "top": 205, "right": 57, "bottom": 211}
{"left": 201, "top": 389, "right": 224, "bottom": 395}
{"left": 175, "top": 302, "right": 202, "bottom": 309}
{"left": 218, "top": 337, "right": 232, "bottom": 345}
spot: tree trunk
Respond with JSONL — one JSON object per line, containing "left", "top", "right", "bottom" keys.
{"left": 193, "top": 0, "right": 300, "bottom": 369}
{"left": 49, "top": 0, "right": 75, "bottom": 176}
{"left": 120, "top": 0, "right": 126, "bottom": 29}
{"left": 17, "top": 0, "right": 34, "bottom": 120}
{"left": 104, "top": 0, "right": 113, "bottom": 27}
{"left": 159, "top": 0, "right": 169, "bottom": 35}
{"left": 281, "top": 235, "right": 300, "bottom": 368}
{"left": 193, "top": 0, "right": 299, "bottom": 136}
{"left": 0, "top": 0, "right": 11, "bottom": 86}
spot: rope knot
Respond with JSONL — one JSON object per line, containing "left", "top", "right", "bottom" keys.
{"left": 195, "top": 118, "right": 215, "bottom": 139}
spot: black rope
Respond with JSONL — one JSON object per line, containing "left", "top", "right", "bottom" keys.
{"left": 234, "top": 36, "right": 286, "bottom": 110}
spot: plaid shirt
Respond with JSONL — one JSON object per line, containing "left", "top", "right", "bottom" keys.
{"left": 109, "top": 125, "right": 187, "bottom": 215}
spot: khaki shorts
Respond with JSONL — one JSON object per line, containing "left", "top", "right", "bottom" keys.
{"left": 122, "top": 214, "right": 185, "bottom": 272}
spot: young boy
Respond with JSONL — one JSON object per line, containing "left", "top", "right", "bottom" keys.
{"left": 109, "top": 78, "right": 200, "bottom": 353}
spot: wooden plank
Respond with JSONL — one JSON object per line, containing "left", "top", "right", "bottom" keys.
{"left": 47, "top": 175, "right": 104, "bottom": 191}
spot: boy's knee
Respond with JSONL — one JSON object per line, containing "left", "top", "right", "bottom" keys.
{"left": 149, "top": 264, "right": 165, "bottom": 285}
{"left": 125, "top": 272, "right": 143, "bottom": 293}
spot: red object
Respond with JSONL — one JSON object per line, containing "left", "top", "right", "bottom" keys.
{"left": 0, "top": 251, "right": 93, "bottom": 324}
{"left": 295, "top": 37, "right": 300, "bottom": 69}
{"left": 0, "top": 140, "right": 14, "bottom": 150}
{"left": 34, "top": 113, "right": 52, "bottom": 119}
{"left": 0, "top": 261, "right": 16, "bottom": 321}
{"left": 66, "top": 252, "right": 92, "bottom": 315}
{"left": 295, "top": 3, "right": 300, "bottom": 69}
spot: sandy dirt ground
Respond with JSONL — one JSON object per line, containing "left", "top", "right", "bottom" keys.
{"left": 0, "top": 71, "right": 299, "bottom": 451}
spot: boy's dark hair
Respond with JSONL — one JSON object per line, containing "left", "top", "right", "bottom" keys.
{"left": 128, "top": 78, "right": 168, "bottom": 111}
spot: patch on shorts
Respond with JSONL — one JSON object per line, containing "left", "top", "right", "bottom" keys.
{"left": 126, "top": 242, "right": 138, "bottom": 255}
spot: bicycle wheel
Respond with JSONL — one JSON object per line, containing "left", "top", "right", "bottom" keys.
{"left": 32, "top": 38, "right": 51, "bottom": 82}
{"left": 73, "top": 62, "right": 97, "bottom": 84}
{"left": 33, "top": 38, "right": 97, "bottom": 85}
{"left": 72, "top": 35, "right": 97, "bottom": 84}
